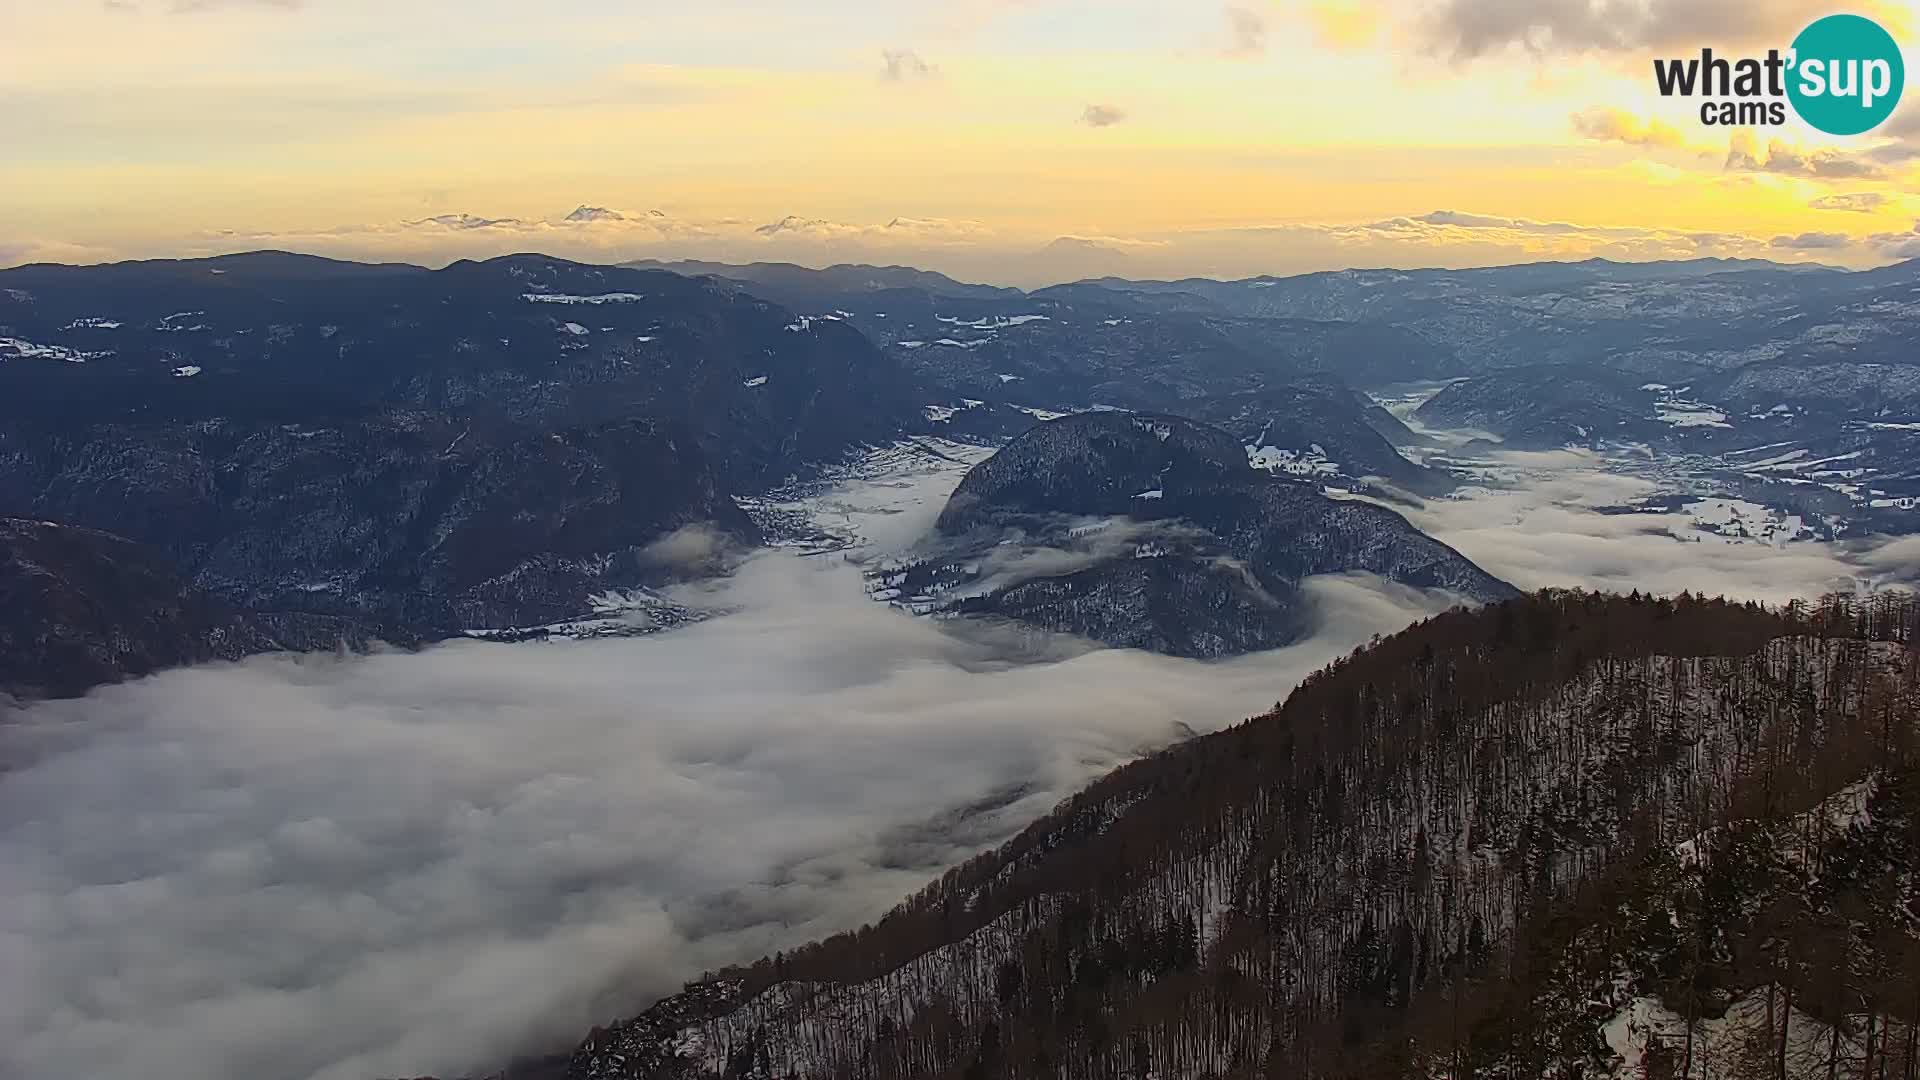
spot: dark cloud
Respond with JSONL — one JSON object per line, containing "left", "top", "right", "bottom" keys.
{"left": 404, "top": 213, "right": 529, "bottom": 231}
{"left": 1423, "top": 0, "right": 1835, "bottom": 60}
{"left": 1725, "top": 137, "right": 1886, "bottom": 180}
{"left": 1325, "top": 210, "right": 1773, "bottom": 263}
{"left": 1081, "top": 103, "right": 1127, "bottom": 127}
{"left": 879, "top": 49, "right": 936, "bottom": 82}
{"left": 1413, "top": 209, "right": 1581, "bottom": 233}
{"left": 754, "top": 215, "right": 828, "bottom": 237}
{"left": 1222, "top": 4, "right": 1269, "bottom": 57}
{"left": 1808, "top": 193, "right": 1890, "bottom": 213}
{"left": 1867, "top": 221, "right": 1920, "bottom": 259}
{"left": 1684, "top": 231, "right": 1750, "bottom": 252}
{"left": 1769, "top": 231, "right": 1850, "bottom": 250}
{"left": 1869, "top": 110, "right": 1920, "bottom": 163}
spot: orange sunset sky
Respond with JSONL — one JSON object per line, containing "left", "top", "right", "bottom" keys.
{"left": 2, "top": 0, "right": 1917, "bottom": 285}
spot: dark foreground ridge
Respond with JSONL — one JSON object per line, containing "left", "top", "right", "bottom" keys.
{"left": 527, "top": 590, "right": 1919, "bottom": 1080}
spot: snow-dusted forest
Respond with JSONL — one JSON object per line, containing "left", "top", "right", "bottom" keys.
{"left": 574, "top": 591, "right": 1920, "bottom": 1080}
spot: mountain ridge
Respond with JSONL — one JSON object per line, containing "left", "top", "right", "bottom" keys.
{"left": 547, "top": 589, "right": 1920, "bottom": 1080}
{"left": 879, "top": 412, "right": 1511, "bottom": 658}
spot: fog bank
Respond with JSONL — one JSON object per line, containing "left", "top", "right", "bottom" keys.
{"left": 0, "top": 558, "right": 1451, "bottom": 1080}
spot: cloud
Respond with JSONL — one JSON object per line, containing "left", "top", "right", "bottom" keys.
{"left": 152, "top": 206, "right": 994, "bottom": 274}
{"left": 938, "top": 518, "right": 1220, "bottom": 597}
{"left": 1419, "top": 0, "right": 1855, "bottom": 60}
{"left": 879, "top": 49, "right": 936, "bottom": 83}
{"left": 1769, "top": 231, "right": 1850, "bottom": 251}
{"left": 1081, "top": 103, "right": 1127, "bottom": 127}
{"left": 1808, "top": 193, "right": 1890, "bottom": 213}
{"left": 1571, "top": 107, "right": 1686, "bottom": 149}
{"left": 170, "top": 0, "right": 301, "bottom": 9}
{"left": 1334, "top": 209, "right": 1768, "bottom": 262}
{"left": 1866, "top": 221, "right": 1920, "bottom": 259}
{"left": 1222, "top": 4, "right": 1269, "bottom": 57}
{"left": 14, "top": 202, "right": 1877, "bottom": 291}
{"left": 1725, "top": 134, "right": 1887, "bottom": 180}
{"left": 8, "top": 431, "right": 1912, "bottom": 1080}
{"left": 640, "top": 524, "right": 739, "bottom": 576}
{"left": 750, "top": 214, "right": 989, "bottom": 244}
{"left": 753, "top": 215, "right": 826, "bottom": 237}
{"left": 106, "top": 0, "right": 302, "bottom": 10}
{"left": 0, "top": 558, "right": 1457, "bottom": 1080}
{"left": 6, "top": 427, "right": 1914, "bottom": 1080}
{"left": 1397, "top": 448, "right": 1912, "bottom": 602}
{"left": 1411, "top": 209, "right": 1579, "bottom": 231}
{"left": 407, "top": 213, "right": 531, "bottom": 231}
{"left": 1870, "top": 110, "right": 1920, "bottom": 164}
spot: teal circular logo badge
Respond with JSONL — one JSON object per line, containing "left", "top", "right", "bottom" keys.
{"left": 1787, "top": 14, "right": 1904, "bottom": 135}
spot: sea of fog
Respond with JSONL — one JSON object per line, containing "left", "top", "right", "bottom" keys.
{"left": 3, "top": 438, "right": 1912, "bottom": 1080}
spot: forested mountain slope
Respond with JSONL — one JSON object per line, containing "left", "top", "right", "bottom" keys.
{"left": 0, "top": 253, "right": 922, "bottom": 642}
{"left": 0, "top": 518, "right": 275, "bottom": 699}
{"left": 878, "top": 412, "right": 1510, "bottom": 658}
{"left": 561, "top": 590, "right": 1920, "bottom": 1080}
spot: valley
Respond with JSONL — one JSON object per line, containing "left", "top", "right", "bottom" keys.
{"left": 3, "top": 252, "right": 1917, "bottom": 1080}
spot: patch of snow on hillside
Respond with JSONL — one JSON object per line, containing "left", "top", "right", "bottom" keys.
{"left": 522, "top": 292, "right": 644, "bottom": 304}
{"left": 936, "top": 314, "right": 1049, "bottom": 329}
{"left": 740, "top": 439, "right": 996, "bottom": 559}
{"left": 1655, "top": 400, "right": 1732, "bottom": 429}
{"left": 1601, "top": 986, "right": 1859, "bottom": 1080}
{"left": 1015, "top": 406, "right": 1068, "bottom": 421}
{"left": 1671, "top": 498, "right": 1812, "bottom": 547}
{"left": 0, "top": 337, "right": 104, "bottom": 363}
{"left": 1133, "top": 419, "right": 1173, "bottom": 442}
{"left": 156, "top": 311, "right": 209, "bottom": 332}
{"left": 1247, "top": 443, "right": 1341, "bottom": 478}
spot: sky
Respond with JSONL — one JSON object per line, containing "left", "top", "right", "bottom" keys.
{"left": 2, "top": 0, "right": 1919, "bottom": 284}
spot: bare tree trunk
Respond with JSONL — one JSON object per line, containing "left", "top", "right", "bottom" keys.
{"left": 1865, "top": 1010, "right": 1877, "bottom": 1080}
{"left": 1828, "top": 1018, "right": 1842, "bottom": 1080}
{"left": 1896, "top": 999, "right": 1912, "bottom": 1076}
{"left": 1779, "top": 981, "right": 1794, "bottom": 1080}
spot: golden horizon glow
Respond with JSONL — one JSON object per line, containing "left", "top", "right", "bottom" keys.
{"left": 1, "top": 0, "right": 1917, "bottom": 284}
